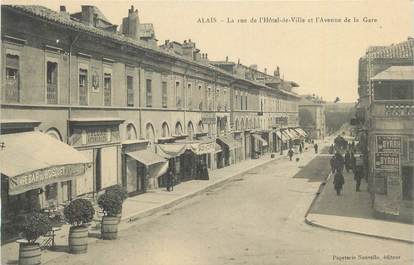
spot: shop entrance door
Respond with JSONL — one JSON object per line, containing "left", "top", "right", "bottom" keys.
{"left": 181, "top": 150, "right": 195, "bottom": 181}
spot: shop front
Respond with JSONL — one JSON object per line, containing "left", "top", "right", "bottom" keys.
{"left": 216, "top": 135, "right": 242, "bottom": 166}
{"left": 0, "top": 131, "right": 90, "bottom": 241}
{"left": 251, "top": 133, "right": 269, "bottom": 158}
{"left": 68, "top": 118, "right": 123, "bottom": 197}
{"left": 157, "top": 139, "right": 216, "bottom": 182}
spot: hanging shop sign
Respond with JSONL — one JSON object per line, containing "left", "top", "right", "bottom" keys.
{"left": 8, "top": 164, "right": 86, "bottom": 195}
{"left": 376, "top": 135, "right": 401, "bottom": 153}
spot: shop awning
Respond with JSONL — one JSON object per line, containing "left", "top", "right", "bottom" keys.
{"left": 157, "top": 139, "right": 216, "bottom": 158}
{"left": 295, "top": 128, "right": 308, "bottom": 137}
{"left": 289, "top": 129, "right": 301, "bottom": 139}
{"left": 214, "top": 143, "right": 223, "bottom": 153}
{"left": 0, "top": 131, "right": 90, "bottom": 195}
{"left": 216, "top": 136, "right": 241, "bottom": 150}
{"left": 252, "top": 134, "right": 268, "bottom": 147}
{"left": 126, "top": 150, "right": 167, "bottom": 166}
{"left": 281, "top": 130, "right": 292, "bottom": 140}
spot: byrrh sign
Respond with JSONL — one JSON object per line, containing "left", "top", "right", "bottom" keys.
{"left": 8, "top": 164, "right": 86, "bottom": 195}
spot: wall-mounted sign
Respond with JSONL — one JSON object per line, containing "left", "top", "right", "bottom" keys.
{"left": 376, "top": 135, "right": 401, "bottom": 153}
{"left": 70, "top": 125, "right": 120, "bottom": 147}
{"left": 375, "top": 153, "right": 399, "bottom": 171}
{"left": 201, "top": 113, "right": 216, "bottom": 124}
{"left": 9, "top": 164, "right": 86, "bottom": 195}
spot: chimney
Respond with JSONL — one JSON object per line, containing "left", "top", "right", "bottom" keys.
{"left": 121, "top": 6, "right": 140, "bottom": 39}
{"left": 225, "top": 56, "right": 228, "bottom": 62}
{"left": 237, "top": 59, "right": 240, "bottom": 64}
{"left": 81, "top": 6, "right": 95, "bottom": 26}
{"left": 60, "top": 6, "right": 66, "bottom": 12}
{"left": 264, "top": 68, "right": 267, "bottom": 74}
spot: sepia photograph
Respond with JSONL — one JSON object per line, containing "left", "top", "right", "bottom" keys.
{"left": 0, "top": 0, "right": 413, "bottom": 264}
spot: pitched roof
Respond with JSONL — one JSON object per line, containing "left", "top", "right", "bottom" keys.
{"left": 364, "top": 38, "right": 413, "bottom": 59}
{"left": 371, "top": 66, "right": 414, "bottom": 80}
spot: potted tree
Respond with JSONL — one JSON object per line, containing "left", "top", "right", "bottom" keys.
{"left": 64, "top": 199, "right": 95, "bottom": 254}
{"left": 105, "top": 185, "right": 128, "bottom": 221}
{"left": 18, "top": 212, "right": 52, "bottom": 265}
{"left": 98, "top": 192, "right": 123, "bottom": 240}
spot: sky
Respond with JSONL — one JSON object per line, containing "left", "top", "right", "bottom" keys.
{"left": 5, "top": 0, "right": 413, "bottom": 102}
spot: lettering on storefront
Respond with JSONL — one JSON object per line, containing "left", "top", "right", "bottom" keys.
{"left": 376, "top": 135, "right": 401, "bottom": 153}
{"left": 70, "top": 125, "right": 120, "bottom": 147}
{"left": 375, "top": 153, "right": 399, "bottom": 171}
{"left": 201, "top": 113, "right": 216, "bottom": 124}
{"left": 8, "top": 164, "right": 86, "bottom": 195}
{"left": 192, "top": 142, "right": 215, "bottom": 155}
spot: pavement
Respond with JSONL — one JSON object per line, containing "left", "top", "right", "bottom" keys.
{"left": 306, "top": 166, "right": 414, "bottom": 244}
{"left": 20, "top": 140, "right": 413, "bottom": 265}
{"left": 1, "top": 149, "right": 291, "bottom": 265}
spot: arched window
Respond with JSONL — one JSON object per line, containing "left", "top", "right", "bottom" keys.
{"left": 145, "top": 123, "right": 155, "bottom": 142}
{"left": 46, "top": 128, "right": 62, "bottom": 141}
{"left": 187, "top": 121, "right": 194, "bottom": 140}
{"left": 126, "top": 123, "right": 137, "bottom": 140}
{"left": 197, "top": 120, "right": 204, "bottom": 133}
{"left": 175, "top": 122, "right": 183, "bottom": 136}
{"left": 240, "top": 118, "right": 245, "bottom": 130}
{"left": 161, "top": 122, "right": 170, "bottom": 138}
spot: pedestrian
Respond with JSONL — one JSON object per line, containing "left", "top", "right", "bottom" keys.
{"left": 354, "top": 164, "right": 363, "bottom": 192}
{"left": 334, "top": 151, "right": 345, "bottom": 173}
{"left": 299, "top": 144, "right": 303, "bottom": 154}
{"left": 344, "top": 150, "right": 351, "bottom": 173}
{"left": 166, "top": 169, "right": 174, "bottom": 192}
{"left": 350, "top": 152, "right": 356, "bottom": 172}
{"left": 329, "top": 144, "right": 334, "bottom": 154}
{"left": 314, "top": 143, "right": 318, "bottom": 154}
{"left": 333, "top": 170, "right": 345, "bottom": 196}
{"left": 288, "top": 148, "right": 294, "bottom": 161}
{"left": 330, "top": 155, "right": 336, "bottom": 173}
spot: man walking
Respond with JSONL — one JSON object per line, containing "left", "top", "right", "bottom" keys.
{"left": 330, "top": 155, "right": 336, "bottom": 173}
{"left": 344, "top": 150, "right": 351, "bottom": 172}
{"left": 354, "top": 164, "right": 363, "bottom": 192}
{"left": 288, "top": 148, "right": 294, "bottom": 161}
{"left": 314, "top": 143, "right": 318, "bottom": 154}
{"left": 334, "top": 151, "right": 345, "bottom": 173}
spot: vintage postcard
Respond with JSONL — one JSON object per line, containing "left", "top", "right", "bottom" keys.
{"left": 1, "top": 1, "right": 413, "bottom": 264}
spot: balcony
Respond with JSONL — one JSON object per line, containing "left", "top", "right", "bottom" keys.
{"left": 47, "top": 83, "right": 58, "bottom": 104}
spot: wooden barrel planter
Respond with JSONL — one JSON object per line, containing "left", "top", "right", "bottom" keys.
{"left": 101, "top": 216, "right": 119, "bottom": 240}
{"left": 18, "top": 243, "right": 41, "bottom": 265}
{"left": 68, "top": 226, "right": 89, "bottom": 254}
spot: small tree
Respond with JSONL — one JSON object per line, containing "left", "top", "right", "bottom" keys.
{"left": 64, "top": 199, "right": 95, "bottom": 227}
{"left": 98, "top": 192, "right": 123, "bottom": 217}
{"left": 105, "top": 185, "right": 128, "bottom": 202}
{"left": 21, "top": 212, "right": 52, "bottom": 244}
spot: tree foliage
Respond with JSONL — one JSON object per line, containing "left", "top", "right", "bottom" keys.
{"left": 299, "top": 109, "right": 315, "bottom": 127}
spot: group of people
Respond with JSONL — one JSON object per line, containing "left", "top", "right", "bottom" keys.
{"left": 165, "top": 161, "right": 210, "bottom": 192}
{"left": 331, "top": 149, "right": 364, "bottom": 196}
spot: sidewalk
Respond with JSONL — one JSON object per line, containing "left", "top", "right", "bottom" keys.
{"left": 1, "top": 152, "right": 288, "bottom": 265}
{"left": 306, "top": 168, "right": 414, "bottom": 244}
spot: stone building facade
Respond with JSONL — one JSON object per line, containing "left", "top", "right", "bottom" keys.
{"left": 356, "top": 38, "right": 414, "bottom": 223}
{"left": 298, "top": 96, "right": 326, "bottom": 140}
{"left": 0, "top": 4, "right": 303, "bottom": 222}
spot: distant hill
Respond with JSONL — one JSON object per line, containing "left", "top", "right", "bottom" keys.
{"left": 324, "top": 102, "right": 356, "bottom": 112}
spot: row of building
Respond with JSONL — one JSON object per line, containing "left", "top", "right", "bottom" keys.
{"left": 0, "top": 5, "right": 310, "bottom": 227}
{"left": 355, "top": 37, "right": 413, "bottom": 223}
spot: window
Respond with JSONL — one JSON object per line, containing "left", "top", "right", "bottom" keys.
{"left": 188, "top": 83, "right": 192, "bottom": 108}
{"left": 175, "top": 122, "right": 183, "bottom": 136}
{"left": 176, "top": 81, "right": 181, "bottom": 108}
{"left": 5, "top": 54, "right": 20, "bottom": 103}
{"left": 162, "top": 81, "right": 168, "bottom": 108}
{"left": 79, "top": 68, "right": 88, "bottom": 105}
{"left": 161, "top": 122, "right": 170, "bottom": 137}
{"left": 47, "top": 61, "right": 58, "bottom": 104}
{"left": 374, "top": 81, "right": 414, "bottom": 100}
{"left": 402, "top": 166, "right": 413, "bottom": 201}
{"left": 104, "top": 73, "right": 112, "bottom": 106}
{"left": 146, "top": 79, "right": 152, "bottom": 107}
{"left": 127, "top": 76, "right": 134, "bottom": 107}
{"left": 245, "top": 95, "right": 248, "bottom": 110}
{"left": 126, "top": 123, "right": 137, "bottom": 140}
{"left": 240, "top": 93, "right": 243, "bottom": 110}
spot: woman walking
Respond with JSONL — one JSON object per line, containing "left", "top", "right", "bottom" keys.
{"left": 333, "top": 170, "right": 345, "bottom": 196}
